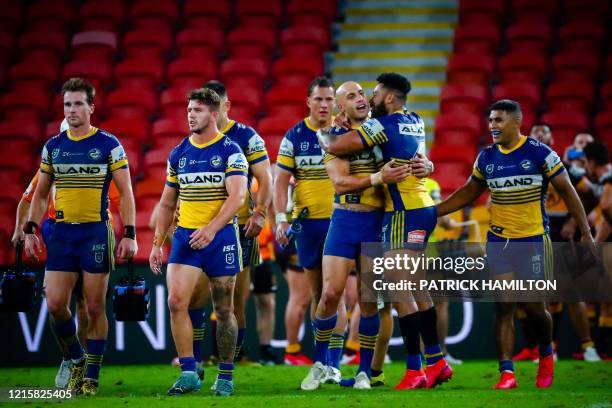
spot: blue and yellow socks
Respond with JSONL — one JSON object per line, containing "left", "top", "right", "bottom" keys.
{"left": 85, "top": 339, "right": 106, "bottom": 381}
{"left": 188, "top": 308, "right": 206, "bottom": 363}
{"left": 358, "top": 313, "right": 380, "bottom": 376}
{"left": 328, "top": 333, "right": 345, "bottom": 369}
{"left": 218, "top": 362, "right": 234, "bottom": 381}
{"left": 419, "top": 307, "right": 444, "bottom": 365}
{"left": 314, "top": 314, "right": 337, "bottom": 364}
{"left": 53, "top": 318, "right": 84, "bottom": 363}
{"left": 398, "top": 312, "right": 422, "bottom": 370}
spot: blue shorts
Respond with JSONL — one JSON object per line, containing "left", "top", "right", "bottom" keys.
{"left": 238, "top": 224, "right": 260, "bottom": 269}
{"left": 41, "top": 218, "right": 54, "bottom": 246}
{"left": 274, "top": 241, "right": 303, "bottom": 272}
{"left": 381, "top": 206, "right": 437, "bottom": 251}
{"left": 46, "top": 221, "right": 115, "bottom": 274}
{"left": 323, "top": 209, "right": 383, "bottom": 259}
{"left": 169, "top": 224, "right": 242, "bottom": 278}
{"left": 486, "top": 232, "right": 553, "bottom": 280}
{"left": 295, "top": 218, "right": 330, "bottom": 269}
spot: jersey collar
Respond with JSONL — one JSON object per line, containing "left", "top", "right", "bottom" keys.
{"left": 220, "top": 119, "right": 235, "bottom": 134}
{"left": 67, "top": 126, "right": 98, "bottom": 141}
{"left": 497, "top": 135, "right": 527, "bottom": 154}
{"left": 189, "top": 133, "right": 224, "bottom": 148}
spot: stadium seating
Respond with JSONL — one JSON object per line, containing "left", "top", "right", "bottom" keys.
{"left": 458, "top": 0, "right": 505, "bottom": 26}
{"left": 434, "top": 113, "right": 483, "bottom": 146}
{"left": 167, "top": 59, "right": 217, "bottom": 90}
{"left": 446, "top": 54, "right": 495, "bottom": 87}
{"left": 287, "top": 0, "right": 337, "bottom": 28}
{"left": 106, "top": 87, "right": 157, "bottom": 120}
{"left": 183, "top": 0, "right": 231, "bottom": 29}
{"left": 71, "top": 31, "right": 118, "bottom": 62}
{"left": 452, "top": 24, "right": 501, "bottom": 55}
{"left": 505, "top": 22, "right": 553, "bottom": 54}
{"left": 130, "top": 0, "right": 179, "bottom": 31}
{"left": 540, "top": 111, "right": 590, "bottom": 153}
{"left": 492, "top": 82, "right": 542, "bottom": 114}
{"left": 228, "top": 27, "right": 277, "bottom": 60}
{"left": 114, "top": 58, "right": 165, "bottom": 90}
{"left": 77, "top": 0, "right": 126, "bottom": 33}
{"left": 176, "top": 28, "right": 224, "bottom": 60}
{"left": 62, "top": 60, "right": 113, "bottom": 91}
{"left": 19, "top": 31, "right": 67, "bottom": 66}
{"left": 123, "top": 28, "right": 173, "bottom": 61}
{"left": 234, "top": 0, "right": 283, "bottom": 28}
{"left": 439, "top": 84, "right": 489, "bottom": 116}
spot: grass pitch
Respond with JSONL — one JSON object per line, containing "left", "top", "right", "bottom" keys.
{"left": 0, "top": 360, "right": 610, "bottom": 407}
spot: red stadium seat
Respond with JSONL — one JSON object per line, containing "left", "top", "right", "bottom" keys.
{"left": 135, "top": 178, "right": 165, "bottom": 199}
{"left": 228, "top": 27, "right": 277, "bottom": 60}
{"left": 62, "top": 61, "right": 112, "bottom": 90}
{"left": 99, "top": 118, "right": 150, "bottom": 144}
{"left": 453, "top": 24, "right": 500, "bottom": 55}
{"left": 492, "top": 82, "right": 541, "bottom": 113}
{"left": 160, "top": 88, "right": 190, "bottom": 120}
{"left": 230, "top": 107, "right": 257, "bottom": 127}
{"left": 559, "top": 23, "right": 605, "bottom": 53}
{"left": 107, "top": 88, "right": 157, "bottom": 121}
{"left": 220, "top": 58, "right": 269, "bottom": 90}
{"left": 541, "top": 111, "right": 590, "bottom": 153}
{"left": 446, "top": 53, "right": 494, "bottom": 86}
{"left": 287, "top": 0, "right": 336, "bottom": 27}
{"left": 45, "top": 120, "right": 63, "bottom": 139}
{"left": 594, "top": 111, "right": 612, "bottom": 136}
{"left": 459, "top": 0, "right": 505, "bottom": 26}
{"left": 19, "top": 31, "right": 67, "bottom": 64}
{"left": 176, "top": 28, "right": 224, "bottom": 60}
{"left": 546, "top": 82, "right": 595, "bottom": 113}
{"left": 235, "top": 0, "right": 282, "bottom": 27}
{"left": 506, "top": 22, "right": 553, "bottom": 53}
{"left": 563, "top": 0, "right": 609, "bottom": 17}
{"left": 130, "top": 0, "right": 179, "bottom": 30}
{"left": 8, "top": 62, "right": 59, "bottom": 91}
{"left": 1, "top": 91, "right": 50, "bottom": 122}
{"left": 439, "top": 84, "right": 488, "bottom": 116}
{"left": 0, "top": 2, "right": 22, "bottom": 34}
{"left": 226, "top": 86, "right": 264, "bottom": 118}
{"left": 0, "top": 120, "right": 41, "bottom": 146}
{"left": 258, "top": 115, "right": 301, "bottom": 140}
{"left": 498, "top": 52, "right": 548, "bottom": 83}
{"left": 183, "top": 0, "right": 231, "bottom": 29}
{"left": 71, "top": 31, "right": 118, "bottom": 62}
{"left": 114, "top": 58, "right": 165, "bottom": 90}
{"left": 0, "top": 30, "right": 15, "bottom": 62}
{"left": 27, "top": 0, "right": 74, "bottom": 30}
{"left": 265, "top": 87, "right": 310, "bottom": 117}
{"left": 552, "top": 52, "right": 601, "bottom": 83}
{"left": 434, "top": 113, "right": 483, "bottom": 146}
{"left": 123, "top": 28, "right": 172, "bottom": 60}
{"left": 78, "top": 0, "right": 126, "bottom": 33}
{"left": 272, "top": 57, "right": 324, "bottom": 87}
{"left": 430, "top": 145, "right": 476, "bottom": 176}
{"left": 601, "top": 82, "right": 612, "bottom": 110}
{"left": 437, "top": 171, "right": 471, "bottom": 197}
{"left": 143, "top": 148, "right": 170, "bottom": 169}
{"left": 167, "top": 58, "right": 217, "bottom": 90}
{"left": 151, "top": 118, "right": 188, "bottom": 148}
{"left": 281, "top": 27, "right": 330, "bottom": 57}
{"left": 509, "top": 0, "right": 559, "bottom": 19}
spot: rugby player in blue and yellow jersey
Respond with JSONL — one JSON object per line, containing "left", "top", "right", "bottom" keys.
{"left": 274, "top": 77, "right": 349, "bottom": 377}
{"left": 319, "top": 73, "right": 450, "bottom": 390}
{"left": 301, "top": 81, "right": 412, "bottom": 390}
{"left": 437, "top": 99, "right": 594, "bottom": 390}
{"left": 149, "top": 88, "right": 248, "bottom": 397}
{"left": 24, "top": 78, "right": 138, "bottom": 396}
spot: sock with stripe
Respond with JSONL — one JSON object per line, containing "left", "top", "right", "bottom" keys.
{"left": 398, "top": 312, "right": 421, "bottom": 371}
{"left": 499, "top": 359, "right": 514, "bottom": 373}
{"left": 314, "top": 314, "right": 337, "bottom": 364}
{"left": 84, "top": 339, "right": 106, "bottom": 381}
{"left": 539, "top": 343, "right": 553, "bottom": 358}
{"left": 358, "top": 313, "right": 380, "bottom": 376}
{"left": 53, "top": 318, "right": 84, "bottom": 363}
{"left": 189, "top": 308, "right": 206, "bottom": 363}
{"left": 419, "top": 307, "right": 444, "bottom": 365}
{"left": 234, "top": 328, "right": 246, "bottom": 361}
{"left": 179, "top": 356, "right": 196, "bottom": 373}
{"left": 328, "top": 333, "right": 345, "bottom": 369}
{"left": 218, "top": 362, "right": 234, "bottom": 381}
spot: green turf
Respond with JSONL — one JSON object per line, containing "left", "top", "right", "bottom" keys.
{"left": 0, "top": 361, "right": 610, "bottom": 407}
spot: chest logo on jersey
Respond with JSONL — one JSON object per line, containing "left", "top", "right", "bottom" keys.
{"left": 300, "top": 142, "right": 309, "bottom": 151}
{"left": 210, "top": 155, "right": 222, "bottom": 168}
{"left": 88, "top": 148, "right": 102, "bottom": 160}
{"left": 179, "top": 173, "right": 223, "bottom": 184}
{"left": 52, "top": 148, "right": 60, "bottom": 159}
{"left": 56, "top": 166, "right": 102, "bottom": 174}
{"left": 297, "top": 157, "right": 323, "bottom": 166}
{"left": 179, "top": 157, "right": 186, "bottom": 169}
{"left": 520, "top": 160, "right": 533, "bottom": 170}
{"left": 486, "top": 164, "right": 494, "bottom": 174}
{"left": 488, "top": 177, "right": 535, "bottom": 188}
{"left": 398, "top": 123, "right": 424, "bottom": 136}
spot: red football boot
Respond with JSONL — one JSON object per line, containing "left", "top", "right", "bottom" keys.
{"left": 284, "top": 352, "right": 312, "bottom": 365}
{"left": 494, "top": 371, "right": 518, "bottom": 389}
{"left": 425, "top": 359, "right": 453, "bottom": 388}
{"left": 513, "top": 347, "right": 536, "bottom": 361}
{"left": 536, "top": 354, "right": 554, "bottom": 388}
{"left": 395, "top": 369, "right": 427, "bottom": 390}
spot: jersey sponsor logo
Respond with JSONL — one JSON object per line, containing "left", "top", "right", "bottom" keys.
{"left": 248, "top": 135, "right": 266, "bottom": 153}
{"left": 54, "top": 164, "right": 106, "bottom": 175}
{"left": 300, "top": 141, "right": 309, "bottom": 151}
{"left": 296, "top": 155, "right": 324, "bottom": 168}
{"left": 407, "top": 230, "right": 426, "bottom": 243}
{"left": 95, "top": 252, "right": 104, "bottom": 264}
{"left": 486, "top": 164, "right": 494, "bottom": 174}
{"left": 92, "top": 244, "right": 106, "bottom": 251}
{"left": 497, "top": 165, "right": 516, "bottom": 170}
{"left": 110, "top": 145, "right": 127, "bottom": 162}
{"left": 52, "top": 148, "right": 60, "bottom": 159}
{"left": 210, "top": 155, "right": 222, "bottom": 168}
{"left": 398, "top": 122, "right": 425, "bottom": 136}
{"left": 279, "top": 139, "right": 294, "bottom": 156}
{"left": 520, "top": 159, "right": 533, "bottom": 170}
{"left": 361, "top": 118, "right": 384, "bottom": 138}
{"left": 178, "top": 172, "right": 224, "bottom": 185}
{"left": 487, "top": 175, "right": 543, "bottom": 190}
{"left": 189, "top": 159, "right": 207, "bottom": 165}
{"left": 228, "top": 153, "right": 248, "bottom": 170}
{"left": 179, "top": 157, "right": 186, "bottom": 169}
{"left": 63, "top": 151, "right": 84, "bottom": 157}
{"left": 225, "top": 253, "right": 235, "bottom": 265}
{"left": 88, "top": 148, "right": 102, "bottom": 160}
{"left": 544, "top": 151, "right": 561, "bottom": 172}
{"left": 223, "top": 244, "right": 236, "bottom": 252}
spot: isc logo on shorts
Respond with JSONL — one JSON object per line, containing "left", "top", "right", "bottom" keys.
{"left": 223, "top": 245, "right": 236, "bottom": 252}
{"left": 407, "top": 230, "right": 426, "bottom": 244}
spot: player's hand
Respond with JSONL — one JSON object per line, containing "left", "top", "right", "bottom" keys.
{"left": 116, "top": 237, "right": 138, "bottom": 259}
{"left": 276, "top": 221, "right": 290, "bottom": 246}
{"left": 11, "top": 228, "right": 25, "bottom": 247}
{"left": 333, "top": 111, "right": 350, "bottom": 130}
{"left": 560, "top": 219, "right": 577, "bottom": 240}
{"left": 409, "top": 153, "right": 433, "bottom": 178}
{"left": 244, "top": 212, "right": 265, "bottom": 238}
{"left": 189, "top": 225, "right": 216, "bottom": 250}
{"left": 24, "top": 233, "right": 41, "bottom": 261}
{"left": 149, "top": 245, "right": 163, "bottom": 275}
{"left": 381, "top": 160, "right": 410, "bottom": 184}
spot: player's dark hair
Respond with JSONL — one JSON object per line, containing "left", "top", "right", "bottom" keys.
{"left": 530, "top": 122, "right": 551, "bottom": 131}
{"left": 308, "top": 76, "right": 334, "bottom": 96}
{"left": 202, "top": 80, "right": 227, "bottom": 99}
{"left": 376, "top": 73, "right": 411, "bottom": 101}
{"left": 188, "top": 88, "right": 221, "bottom": 112}
{"left": 583, "top": 142, "right": 610, "bottom": 165}
{"left": 489, "top": 99, "right": 522, "bottom": 120}
{"left": 61, "top": 77, "right": 95, "bottom": 105}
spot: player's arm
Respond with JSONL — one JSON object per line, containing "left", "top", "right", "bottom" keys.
{"left": 319, "top": 129, "right": 366, "bottom": 156}
{"left": 437, "top": 177, "right": 487, "bottom": 217}
{"left": 244, "top": 159, "right": 273, "bottom": 238}
{"left": 12, "top": 196, "right": 30, "bottom": 246}
{"left": 599, "top": 183, "right": 612, "bottom": 227}
{"left": 112, "top": 167, "right": 138, "bottom": 259}
{"left": 273, "top": 167, "right": 292, "bottom": 245}
{"left": 23, "top": 172, "right": 53, "bottom": 260}
{"left": 325, "top": 156, "right": 410, "bottom": 195}
{"left": 149, "top": 185, "right": 179, "bottom": 274}
{"left": 550, "top": 171, "right": 593, "bottom": 242}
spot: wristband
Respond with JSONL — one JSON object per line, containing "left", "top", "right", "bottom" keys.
{"left": 254, "top": 205, "right": 267, "bottom": 217}
{"left": 124, "top": 225, "right": 136, "bottom": 239}
{"left": 24, "top": 221, "right": 38, "bottom": 234}
{"left": 370, "top": 171, "right": 384, "bottom": 186}
{"left": 275, "top": 213, "right": 288, "bottom": 224}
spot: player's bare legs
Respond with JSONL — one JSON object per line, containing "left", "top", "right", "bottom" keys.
{"left": 233, "top": 266, "right": 252, "bottom": 361}
{"left": 285, "top": 268, "right": 311, "bottom": 364}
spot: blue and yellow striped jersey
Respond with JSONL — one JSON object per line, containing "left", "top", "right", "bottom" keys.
{"left": 39, "top": 127, "right": 127, "bottom": 223}
{"left": 357, "top": 111, "right": 434, "bottom": 211}
{"left": 166, "top": 134, "right": 248, "bottom": 229}
{"left": 276, "top": 118, "right": 335, "bottom": 219}
{"left": 323, "top": 127, "right": 384, "bottom": 209}
{"left": 471, "top": 136, "right": 565, "bottom": 238}
{"left": 221, "top": 119, "right": 269, "bottom": 224}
